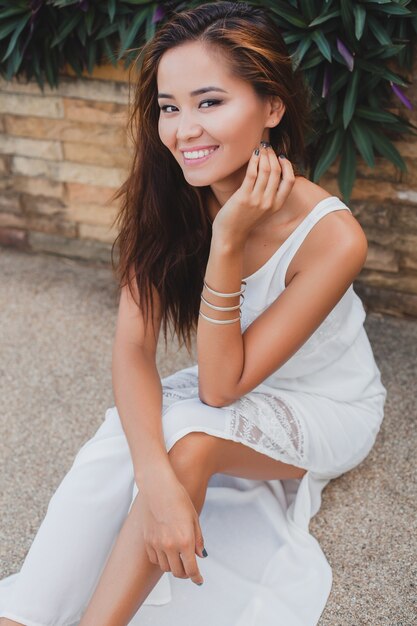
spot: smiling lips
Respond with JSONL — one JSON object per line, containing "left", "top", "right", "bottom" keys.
{"left": 182, "top": 146, "right": 219, "bottom": 164}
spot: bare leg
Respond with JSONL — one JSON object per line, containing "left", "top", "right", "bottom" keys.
{"left": 0, "top": 619, "right": 24, "bottom": 625}
{"left": 79, "top": 433, "right": 213, "bottom": 626}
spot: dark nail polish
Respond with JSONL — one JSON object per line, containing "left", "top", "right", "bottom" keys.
{"left": 260, "top": 141, "right": 270, "bottom": 148}
{"left": 196, "top": 581, "right": 204, "bottom": 585}
{"left": 202, "top": 548, "right": 208, "bottom": 557}
{"left": 279, "top": 153, "right": 286, "bottom": 159}
{"left": 254, "top": 148, "right": 259, "bottom": 156}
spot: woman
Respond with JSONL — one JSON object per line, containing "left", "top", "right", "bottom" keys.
{"left": 0, "top": 2, "right": 387, "bottom": 625}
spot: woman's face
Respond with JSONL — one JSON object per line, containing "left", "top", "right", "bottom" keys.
{"left": 157, "top": 40, "right": 283, "bottom": 205}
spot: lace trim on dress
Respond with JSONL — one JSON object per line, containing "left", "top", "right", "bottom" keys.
{"left": 227, "top": 392, "right": 306, "bottom": 466}
{"left": 161, "top": 369, "right": 200, "bottom": 405}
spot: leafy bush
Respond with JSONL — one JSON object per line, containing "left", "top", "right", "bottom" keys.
{"left": 0, "top": 0, "right": 416, "bottom": 200}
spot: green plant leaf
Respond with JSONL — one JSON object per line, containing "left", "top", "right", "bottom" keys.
{"left": 356, "top": 58, "right": 409, "bottom": 86}
{"left": 367, "top": 15, "right": 393, "bottom": 45}
{"left": 311, "top": 30, "right": 332, "bottom": 62}
{"left": 51, "top": 12, "right": 82, "bottom": 47}
{"left": 350, "top": 118, "right": 375, "bottom": 167}
{"left": 291, "top": 35, "right": 313, "bottom": 70}
{"left": 309, "top": 9, "right": 341, "bottom": 28}
{"left": 343, "top": 68, "right": 360, "bottom": 129}
{"left": 368, "top": 128, "right": 407, "bottom": 171}
{"left": 268, "top": 3, "right": 308, "bottom": 28}
{"left": 1, "top": 14, "right": 29, "bottom": 62}
{"left": 117, "top": 9, "right": 147, "bottom": 58}
{"left": 356, "top": 105, "right": 402, "bottom": 124}
{"left": 312, "top": 127, "right": 344, "bottom": 181}
{"left": 353, "top": 4, "right": 366, "bottom": 40}
{"left": 338, "top": 133, "right": 357, "bottom": 203}
{"left": 108, "top": 0, "right": 116, "bottom": 23}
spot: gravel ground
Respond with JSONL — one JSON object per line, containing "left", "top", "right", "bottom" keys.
{"left": 0, "top": 245, "right": 415, "bottom": 625}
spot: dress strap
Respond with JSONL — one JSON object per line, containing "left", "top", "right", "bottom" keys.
{"left": 277, "top": 200, "right": 352, "bottom": 291}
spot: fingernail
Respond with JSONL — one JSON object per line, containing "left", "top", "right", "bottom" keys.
{"left": 202, "top": 548, "right": 208, "bottom": 557}
{"left": 260, "top": 141, "right": 270, "bottom": 148}
{"left": 254, "top": 148, "right": 259, "bottom": 156}
{"left": 196, "top": 581, "right": 204, "bottom": 585}
{"left": 279, "top": 153, "right": 286, "bottom": 159}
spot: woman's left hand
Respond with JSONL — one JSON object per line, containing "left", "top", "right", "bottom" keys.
{"left": 211, "top": 143, "right": 295, "bottom": 247}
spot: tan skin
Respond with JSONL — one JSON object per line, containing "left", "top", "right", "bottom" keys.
{"left": 0, "top": 44, "right": 368, "bottom": 626}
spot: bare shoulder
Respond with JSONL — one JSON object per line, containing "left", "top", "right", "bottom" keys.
{"left": 287, "top": 178, "right": 368, "bottom": 284}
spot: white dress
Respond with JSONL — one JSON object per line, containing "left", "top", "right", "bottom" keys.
{"left": 0, "top": 196, "right": 387, "bottom": 626}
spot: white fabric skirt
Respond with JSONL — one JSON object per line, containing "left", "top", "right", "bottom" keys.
{"left": 0, "top": 366, "right": 384, "bottom": 626}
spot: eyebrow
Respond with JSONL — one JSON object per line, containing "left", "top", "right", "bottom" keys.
{"left": 157, "top": 86, "right": 228, "bottom": 99}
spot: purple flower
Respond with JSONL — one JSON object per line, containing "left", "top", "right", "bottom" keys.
{"left": 336, "top": 37, "right": 354, "bottom": 72}
{"left": 390, "top": 82, "right": 413, "bottom": 110}
{"left": 152, "top": 5, "right": 165, "bottom": 24}
{"left": 322, "top": 65, "right": 331, "bottom": 98}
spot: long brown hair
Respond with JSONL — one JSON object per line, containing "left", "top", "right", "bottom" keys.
{"left": 110, "top": 1, "right": 312, "bottom": 357}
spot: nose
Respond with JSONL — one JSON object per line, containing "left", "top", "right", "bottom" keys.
{"left": 175, "top": 111, "right": 203, "bottom": 143}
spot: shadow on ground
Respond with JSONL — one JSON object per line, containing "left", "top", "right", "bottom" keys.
{"left": 0, "top": 246, "right": 415, "bottom": 625}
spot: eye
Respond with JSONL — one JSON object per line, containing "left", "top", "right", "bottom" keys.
{"left": 159, "top": 99, "right": 222, "bottom": 113}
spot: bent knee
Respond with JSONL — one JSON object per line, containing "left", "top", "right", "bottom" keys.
{"left": 168, "top": 431, "right": 218, "bottom": 478}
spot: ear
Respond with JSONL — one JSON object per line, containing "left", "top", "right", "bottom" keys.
{"left": 266, "top": 95, "right": 285, "bottom": 128}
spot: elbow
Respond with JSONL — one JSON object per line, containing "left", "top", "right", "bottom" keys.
{"left": 198, "top": 388, "right": 227, "bottom": 408}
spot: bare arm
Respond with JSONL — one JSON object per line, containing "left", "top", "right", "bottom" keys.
{"left": 112, "top": 269, "right": 176, "bottom": 491}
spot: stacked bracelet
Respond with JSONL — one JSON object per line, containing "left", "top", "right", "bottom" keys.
{"left": 199, "top": 278, "right": 246, "bottom": 325}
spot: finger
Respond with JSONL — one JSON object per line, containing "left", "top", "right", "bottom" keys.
{"left": 194, "top": 517, "right": 207, "bottom": 559}
{"left": 167, "top": 551, "right": 188, "bottom": 579}
{"left": 273, "top": 155, "right": 295, "bottom": 207}
{"left": 252, "top": 144, "right": 271, "bottom": 197}
{"left": 156, "top": 548, "right": 171, "bottom": 573}
{"left": 180, "top": 546, "right": 204, "bottom": 585}
{"left": 146, "top": 544, "right": 159, "bottom": 566}
{"left": 240, "top": 146, "right": 260, "bottom": 194}
{"left": 262, "top": 148, "right": 283, "bottom": 208}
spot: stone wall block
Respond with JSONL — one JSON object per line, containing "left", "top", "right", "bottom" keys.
{"left": 0, "top": 212, "right": 26, "bottom": 228}
{"left": 63, "top": 98, "right": 127, "bottom": 126}
{"left": 9, "top": 176, "right": 65, "bottom": 199}
{"left": 11, "top": 156, "right": 125, "bottom": 187}
{"left": 399, "top": 252, "right": 417, "bottom": 272}
{"left": 24, "top": 214, "right": 77, "bottom": 238}
{"left": 65, "top": 182, "right": 120, "bottom": 205}
{"left": 355, "top": 282, "right": 417, "bottom": 318}
{"left": 0, "top": 134, "right": 63, "bottom": 160}
{"left": 79, "top": 222, "right": 119, "bottom": 244}
{"left": 28, "top": 231, "right": 112, "bottom": 264}
{"left": 0, "top": 226, "right": 28, "bottom": 248}
{"left": 63, "top": 142, "right": 131, "bottom": 169}
{"left": 364, "top": 243, "right": 399, "bottom": 273}
{"left": 392, "top": 204, "right": 417, "bottom": 232}
{"left": 0, "top": 77, "right": 129, "bottom": 105}
{"left": 4, "top": 115, "right": 127, "bottom": 147}
{"left": 0, "top": 155, "right": 10, "bottom": 173}
{"left": 0, "top": 93, "right": 64, "bottom": 118}
{"left": 0, "top": 191, "right": 21, "bottom": 215}
{"left": 359, "top": 268, "right": 417, "bottom": 294}
{"left": 21, "top": 195, "right": 67, "bottom": 218}
{"left": 350, "top": 200, "right": 391, "bottom": 228}
{"left": 65, "top": 203, "right": 119, "bottom": 226}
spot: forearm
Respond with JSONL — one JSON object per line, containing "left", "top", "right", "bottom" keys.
{"left": 197, "top": 235, "right": 245, "bottom": 406}
{"left": 112, "top": 343, "right": 176, "bottom": 490}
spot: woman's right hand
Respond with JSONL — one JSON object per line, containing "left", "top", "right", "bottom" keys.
{"left": 137, "top": 474, "right": 206, "bottom": 586}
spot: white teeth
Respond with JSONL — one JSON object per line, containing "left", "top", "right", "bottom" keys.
{"left": 184, "top": 147, "right": 217, "bottom": 159}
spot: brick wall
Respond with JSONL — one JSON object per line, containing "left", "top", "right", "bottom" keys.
{"left": 0, "top": 60, "right": 416, "bottom": 317}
